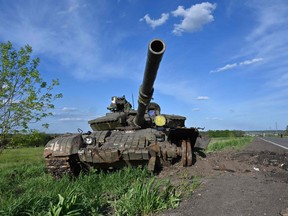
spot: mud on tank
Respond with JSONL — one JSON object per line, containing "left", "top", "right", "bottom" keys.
{"left": 44, "top": 39, "right": 210, "bottom": 178}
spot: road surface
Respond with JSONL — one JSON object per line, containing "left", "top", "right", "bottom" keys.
{"left": 158, "top": 138, "right": 288, "bottom": 216}
{"left": 260, "top": 137, "right": 288, "bottom": 150}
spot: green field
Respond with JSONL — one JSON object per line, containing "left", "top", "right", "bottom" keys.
{"left": 0, "top": 148, "right": 188, "bottom": 216}
{"left": 0, "top": 147, "right": 44, "bottom": 169}
{"left": 0, "top": 137, "right": 253, "bottom": 215}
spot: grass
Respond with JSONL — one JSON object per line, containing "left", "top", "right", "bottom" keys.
{"left": 0, "top": 147, "right": 198, "bottom": 216}
{"left": 0, "top": 136, "right": 251, "bottom": 215}
{"left": 0, "top": 147, "right": 44, "bottom": 169}
{"left": 206, "top": 137, "right": 254, "bottom": 152}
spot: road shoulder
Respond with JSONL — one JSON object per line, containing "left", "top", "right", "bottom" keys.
{"left": 158, "top": 138, "right": 288, "bottom": 216}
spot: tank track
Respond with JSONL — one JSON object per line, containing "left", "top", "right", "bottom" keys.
{"left": 45, "top": 155, "right": 82, "bottom": 179}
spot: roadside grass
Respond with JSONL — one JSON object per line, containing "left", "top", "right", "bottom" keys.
{"left": 206, "top": 137, "right": 254, "bottom": 152}
{"left": 0, "top": 137, "right": 255, "bottom": 215}
{"left": 0, "top": 147, "right": 202, "bottom": 215}
{"left": 0, "top": 147, "right": 44, "bottom": 169}
{"left": 176, "top": 172, "right": 202, "bottom": 197}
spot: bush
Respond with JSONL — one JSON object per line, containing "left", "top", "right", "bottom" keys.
{"left": 207, "top": 137, "right": 254, "bottom": 152}
{"left": 10, "top": 131, "right": 53, "bottom": 148}
{"left": 206, "top": 130, "right": 245, "bottom": 138}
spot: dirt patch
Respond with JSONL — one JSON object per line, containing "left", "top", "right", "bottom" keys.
{"left": 233, "top": 150, "right": 288, "bottom": 183}
{"left": 158, "top": 138, "right": 288, "bottom": 182}
{"left": 157, "top": 138, "right": 288, "bottom": 216}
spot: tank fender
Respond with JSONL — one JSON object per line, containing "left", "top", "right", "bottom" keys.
{"left": 194, "top": 136, "right": 210, "bottom": 149}
{"left": 44, "top": 134, "right": 83, "bottom": 158}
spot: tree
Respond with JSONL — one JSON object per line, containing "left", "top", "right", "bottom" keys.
{"left": 0, "top": 41, "right": 62, "bottom": 147}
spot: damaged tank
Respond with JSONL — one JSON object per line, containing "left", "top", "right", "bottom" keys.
{"left": 44, "top": 39, "right": 210, "bottom": 178}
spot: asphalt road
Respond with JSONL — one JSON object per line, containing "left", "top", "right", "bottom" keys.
{"left": 260, "top": 137, "right": 288, "bottom": 150}
{"left": 158, "top": 138, "right": 288, "bottom": 216}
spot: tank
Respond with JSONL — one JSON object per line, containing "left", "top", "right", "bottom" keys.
{"left": 44, "top": 39, "right": 210, "bottom": 178}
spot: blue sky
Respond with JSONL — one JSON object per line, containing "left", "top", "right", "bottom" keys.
{"left": 0, "top": 0, "right": 287, "bottom": 132}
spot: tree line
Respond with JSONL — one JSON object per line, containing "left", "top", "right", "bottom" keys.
{"left": 3, "top": 131, "right": 55, "bottom": 148}
{"left": 205, "top": 130, "right": 245, "bottom": 138}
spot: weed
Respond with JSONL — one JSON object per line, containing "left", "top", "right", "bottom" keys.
{"left": 206, "top": 137, "right": 254, "bottom": 152}
{"left": 47, "top": 189, "right": 82, "bottom": 216}
{"left": 0, "top": 148, "right": 201, "bottom": 215}
{"left": 111, "top": 178, "right": 180, "bottom": 215}
{"left": 176, "top": 176, "right": 202, "bottom": 197}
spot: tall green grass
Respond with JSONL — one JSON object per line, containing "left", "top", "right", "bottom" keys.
{"left": 0, "top": 148, "right": 197, "bottom": 215}
{"left": 0, "top": 136, "right": 251, "bottom": 215}
{"left": 0, "top": 147, "right": 44, "bottom": 169}
{"left": 0, "top": 136, "right": 254, "bottom": 215}
{"left": 206, "top": 137, "right": 254, "bottom": 152}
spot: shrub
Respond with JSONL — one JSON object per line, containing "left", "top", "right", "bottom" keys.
{"left": 206, "top": 130, "right": 245, "bottom": 138}
{"left": 10, "top": 131, "right": 53, "bottom": 148}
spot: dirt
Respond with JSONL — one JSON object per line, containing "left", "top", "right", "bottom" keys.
{"left": 157, "top": 138, "right": 288, "bottom": 216}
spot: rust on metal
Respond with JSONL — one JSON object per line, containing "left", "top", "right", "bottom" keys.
{"left": 186, "top": 140, "right": 193, "bottom": 166}
{"left": 182, "top": 140, "right": 187, "bottom": 166}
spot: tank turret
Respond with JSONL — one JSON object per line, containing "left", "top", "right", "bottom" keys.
{"left": 88, "top": 39, "right": 166, "bottom": 131}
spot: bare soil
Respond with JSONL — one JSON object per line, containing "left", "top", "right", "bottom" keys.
{"left": 158, "top": 138, "right": 288, "bottom": 216}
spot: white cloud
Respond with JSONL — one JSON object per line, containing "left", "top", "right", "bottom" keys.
{"left": 171, "top": 2, "right": 216, "bottom": 35}
{"left": 155, "top": 84, "right": 210, "bottom": 102}
{"left": 210, "top": 58, "right": 263, "bottom": 73}
{"left": 192, "top": 108, "right": 200, "bottom": 111}
{"left": 237, "top": 1, "right": 288, "bottom": 93}
{"left": 210, "top": 63, "right": 237, "bottom": 73}
{"left": 206, "top": 117, "right": 223, "bottom": 121}
{"left": 61, "top": 107, "right": 77, "bottom": 111}
{"left": 59, "top": 117, "right": 85, "bottom": 121}
{"left": 139, "top": 13, "right": 169, "bottom": 29}
{"left": 58, "top": 0, "right": 82, "bottom": 14}
{"left": 246, "top": 1, "right": 288, "bottom": 41}
{"left": 268, "top": 72, "right": 288, "bottom": 88}
{"left": 52, "top": 106, "right": 95, "bottom": 124}
{"left": 0, "top": 1, "right": 137, "bottom": 81}
{"left": 195, "top": 96, "right": 209, "bottom": 100}
{"left": 239, "top": 58, "right": 263, "bottom": 65}
{"left": 140, "top": 2, "right": 216, "bottom": 35}
{"left": 155, "top": 79, "right": 212, "bottom": 107}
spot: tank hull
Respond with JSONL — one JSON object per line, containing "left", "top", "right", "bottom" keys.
{"left": 44, "top": 127, "right": 209, "bottom": 178}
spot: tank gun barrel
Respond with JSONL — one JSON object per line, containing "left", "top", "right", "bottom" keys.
{"left": 134, "top": 39, "right": 166, "bottom": 127}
